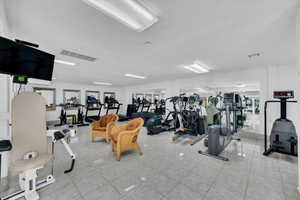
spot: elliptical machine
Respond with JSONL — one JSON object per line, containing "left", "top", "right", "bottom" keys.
{"left": 146, "top": 96, "right": 181, "bottom": 135}
{"left": 263, "top": 91, "right": 297, "bottom": 156}
{"left": 199, "top": 92, "right": 242, "bottom": 161}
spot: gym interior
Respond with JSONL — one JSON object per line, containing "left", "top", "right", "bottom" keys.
{"left": 0, "top": 1, "right": 300, "bottom": 200}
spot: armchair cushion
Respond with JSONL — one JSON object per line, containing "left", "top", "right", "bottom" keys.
{"left": 110, "top": 118, "right": 144, "bottom": 143}
{"left": 99, "top": 114, "right": 118, "bottom": 127}
{"left": 126, "top": 120, "right": 141, "bottom": 131}
{"left": 91, "top": 114, "right": 119, "bottom": 143}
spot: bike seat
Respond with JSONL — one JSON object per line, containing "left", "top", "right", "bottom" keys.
{"left": 54, "top": 131, "right": 65, "bottom": 140}
{"left": 0, "top": 140, "right": 12, "bottom": 152}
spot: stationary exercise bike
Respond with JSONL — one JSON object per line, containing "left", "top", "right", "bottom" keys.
{"left": 263, "top": 91, "right": 298, "bottom": 156}
{"left": 146, "top": 96, "right": 181, "bottom": 135}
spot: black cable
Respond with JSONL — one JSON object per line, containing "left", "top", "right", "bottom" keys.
{"left": 17, "top": 84, "right": 21, "bottom": 95}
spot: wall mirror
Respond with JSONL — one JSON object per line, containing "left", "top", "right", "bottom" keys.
{"left": 63, "top": 89, "right": 81, "bottom": 105}
{"left": 145, "top": 93, "right": 153, "bottom": 102}
{"left": 103, "top": 92, "right": 116, "bottom": 107}
{"left": 103, "top": 92, "right": 115, "bottom": 102}
{"left": 33, "top": 87, "right": 56, "bottom": 111}
{"left": 86, "top": 90, "right": 100, "bottom": 105}
{"left": 135, "top": 93, "right": 144, "bottom": 102}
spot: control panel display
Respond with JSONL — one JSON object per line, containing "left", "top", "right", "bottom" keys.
{"left": 273, "top": 91, "right": 294, "bottom": 99}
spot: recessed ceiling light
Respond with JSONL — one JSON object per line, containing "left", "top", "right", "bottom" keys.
{"left": 236, "top": 84, "right": 246, "bottom": 88}
{"left": 183, "top": 61, "right": 209, "bottom": 74}
{"left": 194, "top": 87, "right": 207, "bottom": 93}
{"left": 125, "top": 73, "right": 146, "bottom": 79}
{"left": 55, "top": 59, "right": 76, "bottom": 66}
{"left": 144, "top": 41, "right": 152, "bottom": 45}
{"left": 93, "top": 81, "right": 113, "bottom": 86}
{"left": 82, "top": 0, "right": 158, "bottom": 32}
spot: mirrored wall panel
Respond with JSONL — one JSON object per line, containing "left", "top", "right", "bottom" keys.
{"left": 86, "top": 90, "right": 100, "bottom": 105}
{"left": 63, "top": 89, "right": 81, "bottom": 106}
{"left": 33, "top": 87, "right": 56, "bottom": 111}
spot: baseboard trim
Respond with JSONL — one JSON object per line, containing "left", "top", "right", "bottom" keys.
{"left": 239, "top": 130, "right": 264, "bottom": 140}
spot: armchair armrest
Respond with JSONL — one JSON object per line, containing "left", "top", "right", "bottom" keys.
{"left": 106, "top": 121, "right": 116, "bottom": 134}
{"left": 91, "top": 121, "right": 99, "bottom": 128}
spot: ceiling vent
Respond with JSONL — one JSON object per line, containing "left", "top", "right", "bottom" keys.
{"left": 60, "top": 50, "right": 97, "bottom": 62}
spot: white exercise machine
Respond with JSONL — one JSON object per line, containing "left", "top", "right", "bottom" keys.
{"left": 1, "top": 92, "right": 56, "bottom": 200}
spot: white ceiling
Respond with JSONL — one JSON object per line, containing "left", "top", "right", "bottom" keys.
{"left": 3, "top": 0, "right": 299, "bottom": 86}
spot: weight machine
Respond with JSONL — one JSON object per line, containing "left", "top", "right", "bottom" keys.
{"left": 263, "top": 91, "right": 297, "bottom": 156}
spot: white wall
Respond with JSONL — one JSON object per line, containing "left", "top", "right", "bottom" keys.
{"left": 25, "top": 81, "right": 124, "bottom": 121}
{"left": 0, "top": 0, "right": 11, "bottom": 179}
{"left": 296, "top": 5, "right": 300, "bottom": 194}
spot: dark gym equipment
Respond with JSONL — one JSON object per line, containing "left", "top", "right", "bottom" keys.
{"left": 175, "top": 94, "right": 205, "bottom": 136}
{"left": 132, "top": 98, "right": 159, "bottom": 124}
{"left": 55, "top": 103, "right": 89, "bottom": 126}
{"left": 104, "top": 96, "right": 130, "bottom": 121}
{"left": 146, "top": 97, "right": 180, "bottom": 135}
{"left": 154, "top": 99, "right": 166, "bottom": 115}
{"left": 55, "top": 104, "right": 68, "bottom": 126}
{"left": 85, "top": 96, "right": 103, "bottom": 122}
{"left": 75, "top": 105, "right": 89, "bottom": 126}
{"left": 263, "top": 91, "right": 298, "bottom": 157}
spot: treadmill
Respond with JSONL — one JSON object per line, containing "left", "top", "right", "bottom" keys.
{"left": 85, "top": 96, "right": 103, "bottom": 122}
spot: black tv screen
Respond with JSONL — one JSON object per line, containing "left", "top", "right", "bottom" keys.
{"left": 0, "top": 37, "right": 55, "bottom": 81}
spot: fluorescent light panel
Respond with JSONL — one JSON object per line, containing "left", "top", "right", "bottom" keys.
{"left": 194, "top": 88, "right": 207, "bottom": 93}
{"left": 125, "top": 73, "right": 146, "bottom": 79}
{"left": 184, "top": 62, "right": 209, "bottom": 74}
{"left": 93, "top": 81, "right": 113, "bottom": 85}
{"left": 82, "top": 0, "right": 158, "bottom": 32}
{"left": 236, "top": 84, "right": 246, "bottom": 88}
{"left": 28, "top": 78, "right": 52, "bottom": 86}
{"left": 55, "top": 59, "right": 76, "bottom": 66}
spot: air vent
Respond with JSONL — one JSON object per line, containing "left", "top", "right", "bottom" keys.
{"left": 60, "top": 50, "right": 97, "bottom": 62}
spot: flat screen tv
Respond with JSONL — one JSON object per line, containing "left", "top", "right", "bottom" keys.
{"left": 0, "top": 36, "right": 55, "bottom": 81}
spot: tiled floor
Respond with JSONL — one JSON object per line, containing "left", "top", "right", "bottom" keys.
{"left": 2, "top": 124, "right": 299, "bottom": 200}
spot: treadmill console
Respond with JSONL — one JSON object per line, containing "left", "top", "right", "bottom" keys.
{"left": 273, "top": 91, "right": 294, "bottom": 99}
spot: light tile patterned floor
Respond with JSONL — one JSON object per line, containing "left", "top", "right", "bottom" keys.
{"left": 2, "top": 124, "right": 299, "bottom": 200}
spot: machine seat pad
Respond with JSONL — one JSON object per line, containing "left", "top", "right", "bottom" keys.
{"left": 0, "top": 140, "right": 12, "bottom": 152}
{"left": 10, "top": 154, "right": 53, "bottom": 176}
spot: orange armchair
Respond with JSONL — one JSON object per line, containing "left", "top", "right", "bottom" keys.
{"left": 110, "top": 118, "right": 144, "bottom": 161}
{"left": 91, "top": 114, "right": 119, "bottom": 143}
